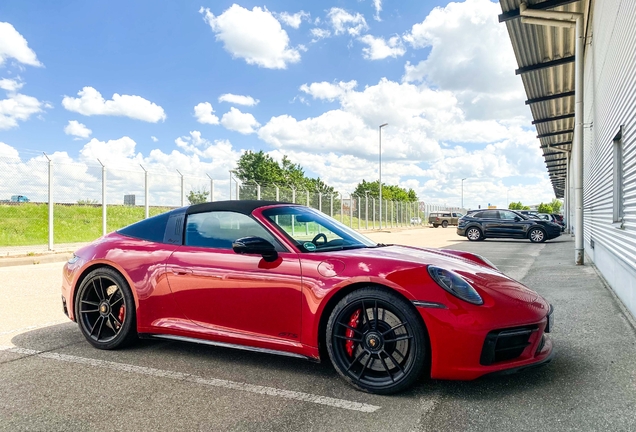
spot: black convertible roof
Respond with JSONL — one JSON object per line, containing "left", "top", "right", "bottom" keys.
{"left": 186, "top": 200, "right": 292, "bottom": 215}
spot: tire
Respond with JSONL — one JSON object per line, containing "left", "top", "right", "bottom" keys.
{"left": 441, "top": 221, "right": 448, "bottom": 228}
{"left": 432, "top": 224, "right": 439, "bottom": 228}
{"left": 528, "top": 227, "right": 547, "bottom": 243}
{"left": 466, "top": 227, "right": 483, "bottom": 241}
{"left": 326, "top": 287, "right": 428, "bottom": 395}
{"left": 75, "top": 267, "right": 137, "bottom": 350}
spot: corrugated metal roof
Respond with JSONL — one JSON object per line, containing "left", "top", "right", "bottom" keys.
{"left": 498, "top": 0, "right": 589, "bottom": 197}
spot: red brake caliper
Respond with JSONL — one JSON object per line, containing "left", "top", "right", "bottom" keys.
{"left": 117, "top": 305, "right": 126, "bottom": 328}
{"left": 345, "top": 309, "right": 361, "bottom": 357}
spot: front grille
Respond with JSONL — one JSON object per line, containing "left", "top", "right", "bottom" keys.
{"left": 536, "top": 334, "right": 546, "bottom": 354}
{"left": 480, "top": 326, "right": 538, "bottom": 366}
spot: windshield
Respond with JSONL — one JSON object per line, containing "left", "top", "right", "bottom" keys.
{"left": 262, "top": 206, "right": 377, "bottom": 252}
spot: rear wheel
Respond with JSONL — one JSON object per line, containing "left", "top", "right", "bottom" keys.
{"left": 76, "top": 267, "right": 137, "bottom": 350}
{"left": 441, "top": 220, "right": 448, "bottom": 228}
{"left": 326, "top": 287, "right": 427, "bottom": 394}
{"left": 432, "top": 224, "right": 439, "bottom": 228}
{"left": 466, "top": 227, "right": 483, "bottom": 241}
{"left": 528, "top": 228, "right": 547, "bottom": 243}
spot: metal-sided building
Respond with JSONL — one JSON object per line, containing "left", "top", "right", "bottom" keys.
{"left": 499, "top": 0, "right": 635, "bottom": 318}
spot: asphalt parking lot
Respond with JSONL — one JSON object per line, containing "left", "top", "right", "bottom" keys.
{"left": 1, "top": 229, "right": 635, "bottom": 431}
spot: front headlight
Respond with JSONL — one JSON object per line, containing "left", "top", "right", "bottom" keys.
{"left": 428, "top": 266, "right": 484, "bottom": 305}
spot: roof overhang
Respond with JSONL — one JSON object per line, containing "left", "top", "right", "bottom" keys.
{"left": 499, "top": 0, "right": 590, "bottom": 198}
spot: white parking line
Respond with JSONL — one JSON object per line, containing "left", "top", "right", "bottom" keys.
{"left": 0, "top": 346, "right": 381, "bottom": 413}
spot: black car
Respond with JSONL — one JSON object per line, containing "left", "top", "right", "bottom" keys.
{"left": 457, "top": 209, "right": 562, "bottom": 243}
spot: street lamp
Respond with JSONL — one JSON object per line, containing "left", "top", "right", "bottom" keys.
{"left": 378, "top": 123, "right": 388, "bottom": 229}
{"left": 461, "top": 178, "right": 467, "bottom": 209}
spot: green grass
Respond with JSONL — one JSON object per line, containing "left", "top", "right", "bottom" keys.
{"left": 0, "top": 203, "right": 172, "bottom": 247}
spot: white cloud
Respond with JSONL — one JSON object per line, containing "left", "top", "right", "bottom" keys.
{"left": 310, "top": 28, "right": 331, "bottom": 42}
{"left": 151, "top": 136, "right": 158, "bottom": 142}
{"left": 221, "top": 107, "right": 260, "bottom": 134}
{"left": 0, "top": 93, "right": 46, "bottom": 129}
{"left": 359, "top": 35, "right": 405, "bottom": 60}
{"left": 193, "top": 102, "right": 220, "bottom": 125}
{"left": 0, "top": 78, "right": 24, "bottom": 92}
{"left": 327, "top": 8, "right": 369, "bottom": 36}
{"left": 277, "top": 11, "right": 310, "bottom": 29}
{"left": 218, "top": 93, "right": 259, "bottom": 106}
{"left": 402, "top": 0, "right": 526, "bottom": 120}
{"left": 373, "top": 0, "right": 383, "bottom": 21}
{"left": 0, "top": 22, "right": 42, "bottom": 67}
{"left": 300, "top": 80, "right": 357, "bottom": 101}
{"left": 62, "top": 87, "right": 166, "bottom": 122}
{"left": 200, "top": 5, "right": 301, "bottom": 69}
{"left": 0, "top": 141, "right": 19, "bottom": 158}
{"left": 64, "top": 120, "right": 92, "bottom": 139}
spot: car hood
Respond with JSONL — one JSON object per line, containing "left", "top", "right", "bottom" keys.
{"left": 335, "top": 245, "right": 544, "bottom": 307}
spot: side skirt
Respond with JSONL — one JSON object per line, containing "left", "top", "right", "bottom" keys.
{"left": 140, "top": 333, "right": 318, "bottom": 362}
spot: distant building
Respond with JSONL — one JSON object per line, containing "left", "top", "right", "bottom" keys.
{"left": 124, "top": 195, "right": 136, "bottom": 206}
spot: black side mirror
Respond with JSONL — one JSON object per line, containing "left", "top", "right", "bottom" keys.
{"left": 232, "top": 236, "right": 278, "bottom": 262}
{"left": 514, "top": 216, "right": 521, "bottom": 221}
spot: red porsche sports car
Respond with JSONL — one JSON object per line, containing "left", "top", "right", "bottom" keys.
{"left": 62, "top": 201, "right": 554, "bottom": 394}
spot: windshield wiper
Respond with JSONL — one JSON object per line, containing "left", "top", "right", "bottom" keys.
{"left": 316, "top": 244, "right": 368, "bottom": 252}
{"left": 374, "top": 243, "right": 391, "bottom": 247}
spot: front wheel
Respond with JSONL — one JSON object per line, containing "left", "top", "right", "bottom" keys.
{"left": 75, "top": 267, "right": 137, "bottom": 350}
{"left": 466, "top": 227, "right": 483, "bottom": 241}
{"left": 326, "top": 287, "right": 428, "bottom": 394}
{"left": 528, "top": 228, "right": 547, "bottom": 243}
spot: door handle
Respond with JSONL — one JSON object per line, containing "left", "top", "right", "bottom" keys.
{"left": 171, "top": 268, "right": 193, "bottom": 276}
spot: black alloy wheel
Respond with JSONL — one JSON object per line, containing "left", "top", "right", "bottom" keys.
{"left": 528, "top": 227, "right": 547, "bottom": 243}
{"left": 326, "top": 287, "right": 427, "bottom": 394}
{"left": 441, "top": 220, "right": 448, "bottom": 228}
{"left": 76, "top": 267, "right": 137, "bottom": 350}
{"left": 466, "top": 227, "right": 482, "bottom": 241}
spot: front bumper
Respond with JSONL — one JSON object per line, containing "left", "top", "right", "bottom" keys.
{"left": 417, "top": 302, "right": 554, "bottom": 380}
{"left": 456, "top": 227, "right": 466, "bottom": 236}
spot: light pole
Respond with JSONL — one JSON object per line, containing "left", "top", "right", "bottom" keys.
{"left": 461, "top": 178, "right": 466, "bottom": 209}
{"left": 378, "top": 123, "right": 388, "bottom": 229}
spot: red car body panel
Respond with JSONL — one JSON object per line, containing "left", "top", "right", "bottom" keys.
{"left": 62, "top": 203, "right": 553, "bottom": 380}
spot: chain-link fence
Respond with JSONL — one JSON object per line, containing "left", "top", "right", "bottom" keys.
{"left": 0, "top": 154, "right": 463, "bottom": 252}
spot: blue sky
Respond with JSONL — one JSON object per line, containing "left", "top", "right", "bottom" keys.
{"left": 0, "top": 0, "right": 555, "bottom": 208}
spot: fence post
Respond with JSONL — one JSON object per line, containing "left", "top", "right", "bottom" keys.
{"left": 206, "top": 174, "right": 214, "bottom": 202}
{"left": 357, "top": 196, "right": 361, "bottom": 230}
{"left": 176, "top": 170, "right": 184, "bottom": 207}
{"left": 330, "top": 193, "right": 334, "bottom": 217}
{"left": 306, "top": 190, "right": 310, "bottom": 207}
{"left": 373, "top": 199, "right": 376, "bottom": 229}
{"left": 98, "top": 159, "right": 107, "bottom": 236}
{"left": 319, "top": 192, "right": 322, "bottom": 213}
{"left": 257, "top": 183, "right": 261, "bottom": 200}
{"left": 349, "top": 195, "right": 353, "bottom": 228}
{"left": 340, "top": 194, "right": 344, "bottom": 223}
{"left": 292, "top": 187, "right": 296, "bottom": 204}
{"left": 43, "top": 153, "right": 54, "bottom": 251}
{"left": 141, "top": 165, "right": 149, "bottom": 218}
{"left": 276, "top": 185, "right": 280, "bottom": 202}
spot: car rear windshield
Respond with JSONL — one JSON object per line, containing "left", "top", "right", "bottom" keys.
{"left": 118, "top": 212, "right": 171, "bottom": 243}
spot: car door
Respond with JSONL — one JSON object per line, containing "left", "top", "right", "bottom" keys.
{"left": 498, "top": 210, "right": 526, "bottom": 238}
{"left": 165, "top": 210, "right": 302, "bottom": 343}
{"left": 479, "top": 210, "right": 501, "bottom": 236}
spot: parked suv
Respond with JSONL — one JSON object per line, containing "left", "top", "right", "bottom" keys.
{"left": 457, "top": 209, "right": 561, "bottom": 243}
{"left": 428, "top": 212, "right": 463, "bottom": 228}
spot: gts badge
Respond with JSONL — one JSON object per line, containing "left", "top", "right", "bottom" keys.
{"left": 278, "top": 332, "right": 298, "bottom": 339}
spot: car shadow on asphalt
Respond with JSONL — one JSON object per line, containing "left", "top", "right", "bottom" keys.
{"left": 9, "top": 323, "right": 576, "bottom": 402}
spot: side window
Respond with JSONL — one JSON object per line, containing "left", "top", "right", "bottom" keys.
{"left": 613, "top": 127, "right": 624, "bottom": 223}
{"left": 185, "top": 211, "right": 279, "bottom": 250}
{"left": 499, "top": 211, "right": 516, "bottom": 221}
{"left": 442, "top": 213, "right": 451, "bottom": 217}
{"left": 481, "top": 210, "right": 498, "bottom": 219}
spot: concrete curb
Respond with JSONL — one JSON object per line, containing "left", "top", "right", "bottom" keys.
{"left": 0, "top": 252, "right": 73, "bottom": 268}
